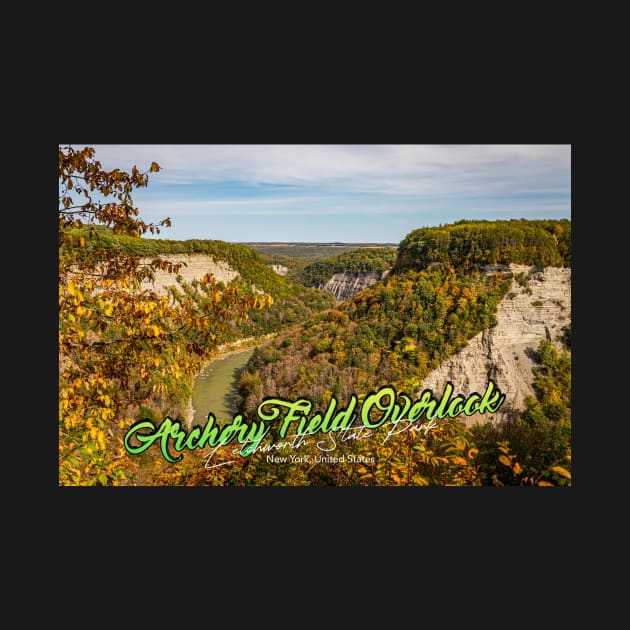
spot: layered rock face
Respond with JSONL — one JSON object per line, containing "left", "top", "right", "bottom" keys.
{"left": 320, "top": 270, "right": 391, "bottom": 301}
{"left": 420, "top": 264, "right": 571, "bottom": 426}
{"left": 139, "top": 254, "right": 239, "bottom": 295}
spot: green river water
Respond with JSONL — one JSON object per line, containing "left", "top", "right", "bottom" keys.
{"left": 190, "top": 347, "right": 255, "bottom": 426}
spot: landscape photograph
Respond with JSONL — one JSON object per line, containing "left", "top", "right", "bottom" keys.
{"left": 58, "top": 144, "right": 571, "bottom": 486}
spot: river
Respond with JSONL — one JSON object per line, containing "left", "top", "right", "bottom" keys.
{"left": 190, "top": 347, "right": 255, "bottom": 426}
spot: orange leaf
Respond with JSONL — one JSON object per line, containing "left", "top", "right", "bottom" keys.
{"left": 551, "top": 465, "right": 571, "bottom": 479}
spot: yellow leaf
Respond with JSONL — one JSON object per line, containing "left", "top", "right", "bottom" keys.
{"left": 76, "top": 305, "right": 86, "bottom": 316}
{"left": 513, "top": 462, "right": 522, "bottom": 475}
{"left": 78, "top": 236, "right": 86, "bottom": 247}
{"left": 104, "top": 305, "right": 113, "bottom": 316}
{"left": 68, "top": 281, "right": 76, "bottom": 296}
{"left": 498, "top": 455, "right": 512, "bottom": 467}
{"left": 537, "top": 480, "right": 554, "bottom": 486}
{"left": 451, "top": 456, "right": 468, "bottom": 466}
{"left": 551, "top": 465, "right": 571, "bottom": 479}
{"left": 153, "top": 357, "right": 161, "bottom": 367}
{"left": 468, "top": 447, "right": 479, "bottom": 459}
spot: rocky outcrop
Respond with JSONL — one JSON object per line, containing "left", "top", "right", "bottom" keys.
{"left": 420, "top": 264, "right": 571, "bottom": 426}
{"left": 139, "top": 254, "right": 239, "bottom": 296}
{"left": 268, "top": 264, "right": 289, "bottom": 276}
{"left": 320, "top": 270, "right": 391, "bottom": 301}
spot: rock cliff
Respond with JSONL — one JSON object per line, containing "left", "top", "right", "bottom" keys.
{"left": 139, "top": 254, "right": 239, "bottom": 295}
{"left": 320, "top": 270, "right": 391, "bottom": 301}
{"left": 268, "top": 264, "right": 289, "bottom": 276}
{"left": 420, "top": 264, "right": 571, "bottom": 426}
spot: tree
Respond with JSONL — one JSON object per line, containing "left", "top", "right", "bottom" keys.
{"left": 58, "top": 146, "right": 269, "bottom": 485}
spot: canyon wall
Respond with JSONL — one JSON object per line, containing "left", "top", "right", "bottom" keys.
{"left": 268, "top": 264, "right": 289, "bottom": 276}
{"left": 319, "top": 270, "right": 391, "bottom": 301}
{"left": 420, "top": 264, "right": 571, "bottom": 426}
{"left": 139, "top": 254, "right": 240, "bottom": 295}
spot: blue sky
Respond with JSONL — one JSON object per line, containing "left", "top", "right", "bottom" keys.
{"left": 83, "top": 145, "right": 571, "bottom": 244}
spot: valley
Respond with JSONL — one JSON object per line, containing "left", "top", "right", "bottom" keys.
{"left": 61, "top": 219, "right": 571, "bottom": 487}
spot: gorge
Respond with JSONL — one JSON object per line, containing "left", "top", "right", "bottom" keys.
{"left": 139, "top": 254, "right": 571, "bottom": 429}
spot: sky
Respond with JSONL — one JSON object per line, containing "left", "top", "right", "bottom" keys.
{"left": 79, "top": 145, "right": 571, "bottom": 244}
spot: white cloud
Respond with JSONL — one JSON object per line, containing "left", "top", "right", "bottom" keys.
{"left": 82, "top": 144, "right": 571, "bottom": 196}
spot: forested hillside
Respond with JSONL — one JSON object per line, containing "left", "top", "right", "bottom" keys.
{"left": 395, "top": 219, "right": 571, "bottom": 272}
{"left": 63, "top": 225, "right": 336, "bottom": 341}
{"left": 238, "top": 267, "right": 510, "bottom": 415}
{"left": 295, "top": 247, "right": 397, "bottom": 288}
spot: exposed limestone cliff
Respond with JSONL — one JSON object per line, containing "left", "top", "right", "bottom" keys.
{"left": 420, "top": 264, "right": 571, "bottom": 426}
{"left": 268, "top": 264, "right": 289, "bottom": 276}
{"left": 139, "top": 254, "right": 239, "bottom": 295}
{"left": 320, "top": 270, "right": 391, "bottom": 301}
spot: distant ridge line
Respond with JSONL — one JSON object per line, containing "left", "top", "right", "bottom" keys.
{"left": 241, "top": 242, "right": 398, "bottom": 247}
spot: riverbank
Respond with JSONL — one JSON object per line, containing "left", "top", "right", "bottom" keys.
{"left": 187, "top": 333, "right": 276, "bottom": 426}
{"left": 215, "top": 332, "right": 275, "bottom": 359}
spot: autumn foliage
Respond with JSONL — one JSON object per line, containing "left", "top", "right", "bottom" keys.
{"left": 58, "top": 146, "right": 267, "bottom": 485}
